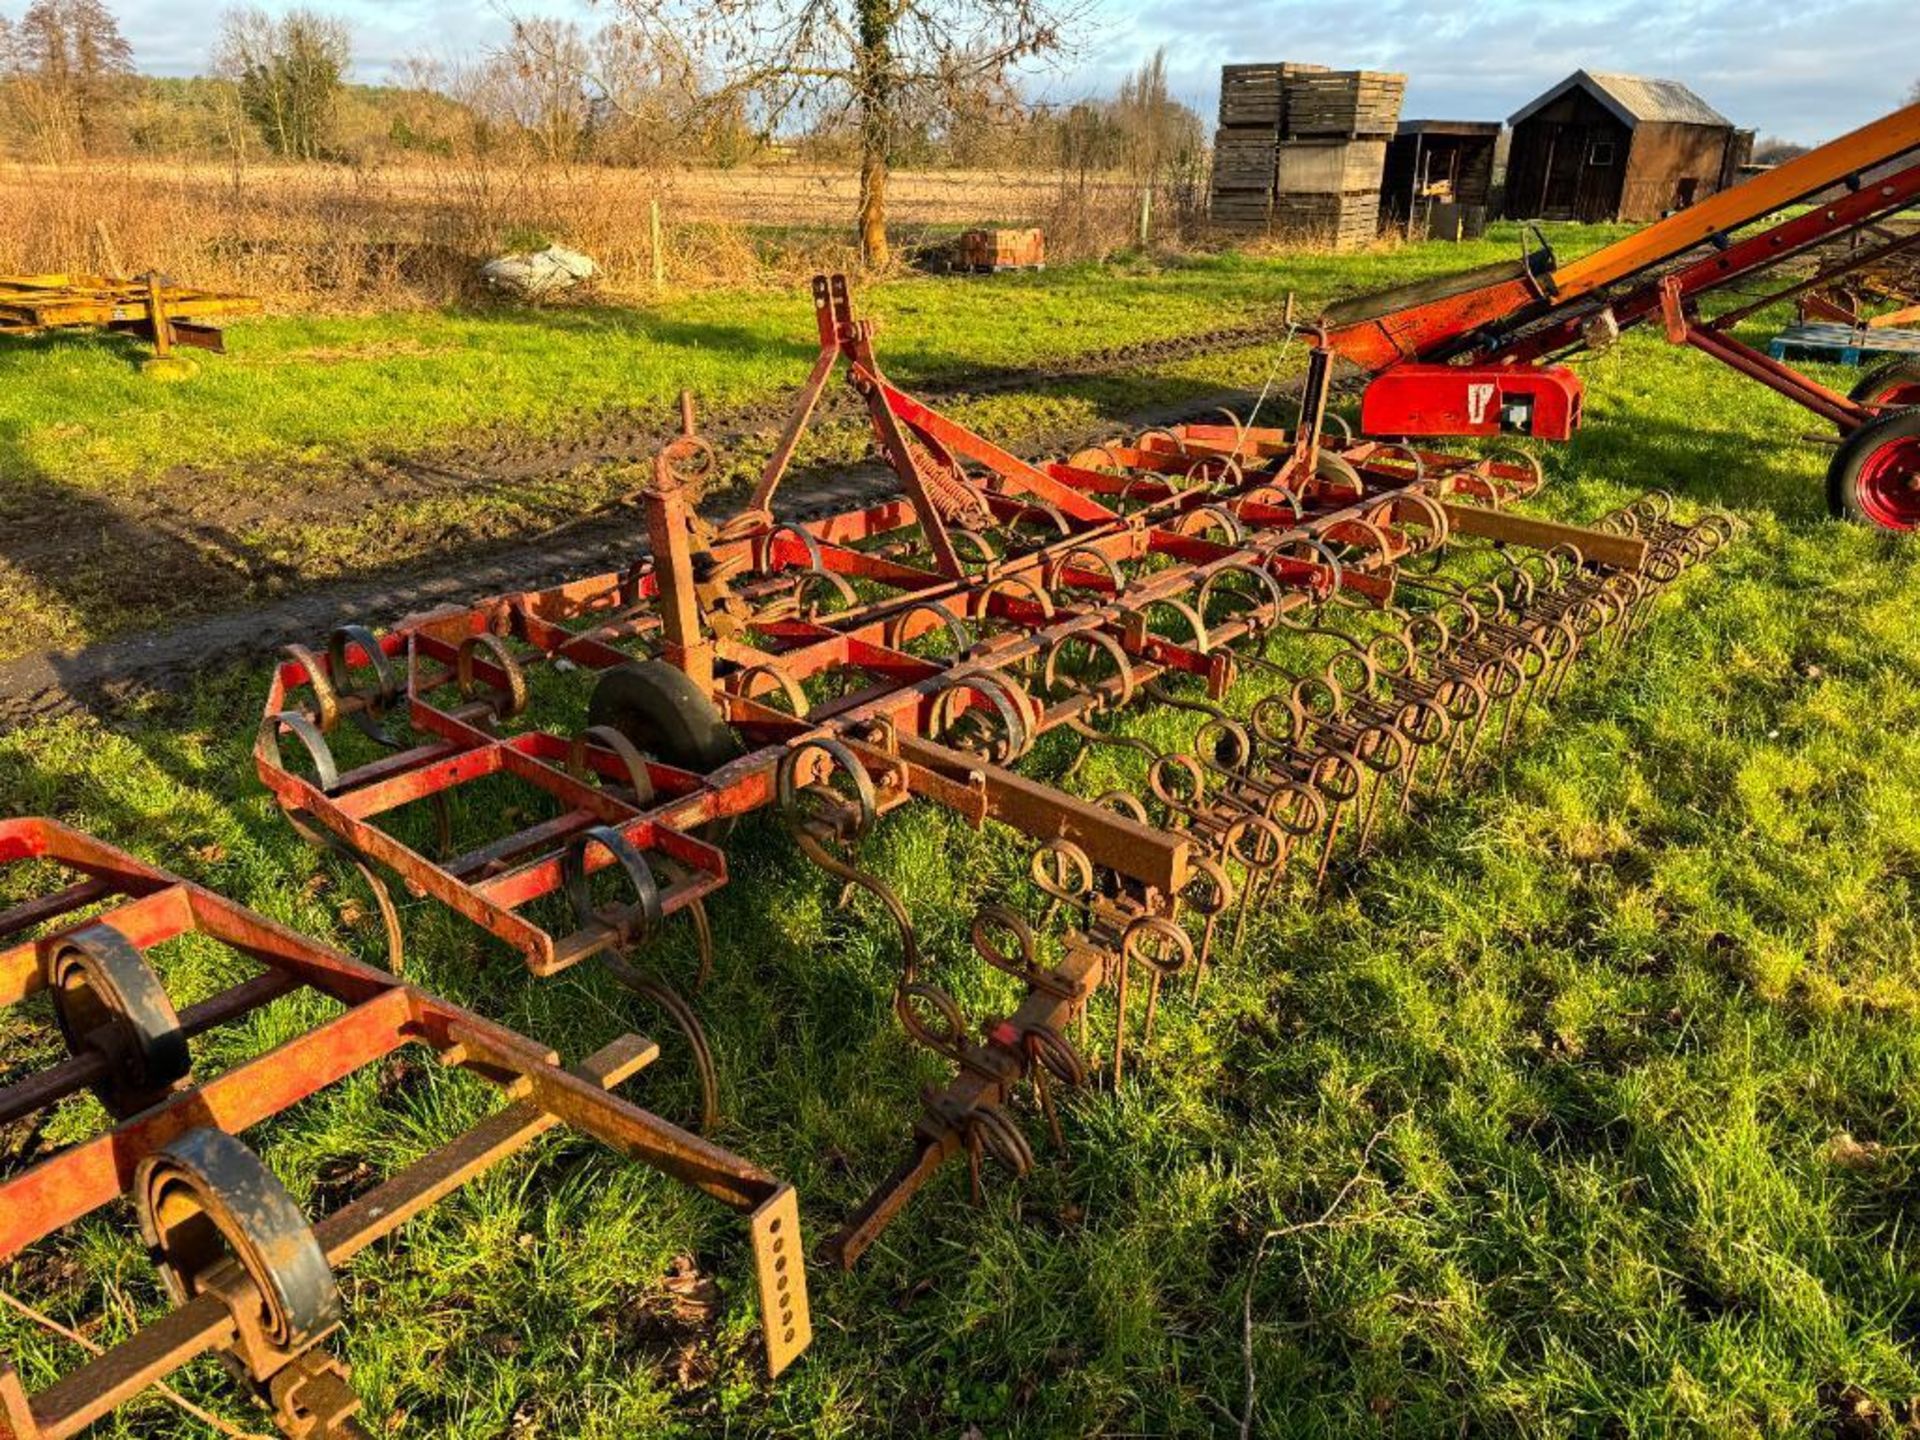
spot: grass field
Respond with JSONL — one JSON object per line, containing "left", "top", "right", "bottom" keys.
{"left": 0, "top": 224, "right": 1647, "bottom": 665}
{"left": 6, "top": 231, "right": 1920, "bottom": 1438}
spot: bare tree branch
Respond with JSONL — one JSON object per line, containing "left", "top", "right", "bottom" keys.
{"left": 1234, "top": 1118, "right": 1403, "bottom": 1440}
{"left": 588, "top": 0, "right": 1088, "bottom": 264}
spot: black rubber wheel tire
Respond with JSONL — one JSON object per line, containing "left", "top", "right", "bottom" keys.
{"left": 587, "top": 660, "right": 742, "bottom": 775}
{"left": 1848, "top": 359, "right": 1920, "bottom": 411}
{"left": 135, "top": 1127, "right": 342, "bottom": 1351}
{"left": 1827, "top": 406, "right": 1920, "bottom": 532}
{"left": 46, "top": 923, "right": 191, "bottom": 1117}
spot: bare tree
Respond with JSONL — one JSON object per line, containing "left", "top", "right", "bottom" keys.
{"left": 12, "top": 0, "right": 133, "bottom": 154}
{"left": 587, "top": 21, "right": 716, "bottom": 164}
{"left": 490, "top": 18, "right": 593, "bottom": 164}
{"left": 216, "top": 6, "right": 350, "bottom": 160}
{"left": 591, "top": 0, "right": 1082, "bottom": 267}
{"left": 1112, "top": 47, "right": 1200, "bottom": 186}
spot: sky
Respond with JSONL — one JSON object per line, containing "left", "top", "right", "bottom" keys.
{"left": 76, "top": 0, "right": 1919, "bottom": 144}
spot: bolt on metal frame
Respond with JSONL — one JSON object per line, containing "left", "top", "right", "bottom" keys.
{"left": 0, "top": 818, "right": 810, "bottom": 1440}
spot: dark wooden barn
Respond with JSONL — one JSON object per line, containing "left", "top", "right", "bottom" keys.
{"left": 1505, "top": 70, "right": 1736, "bottom": 223}
{"left": 1380, "top": 120, "right": 1501, "bottom": 231}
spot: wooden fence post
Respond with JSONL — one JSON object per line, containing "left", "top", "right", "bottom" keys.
{"left": 651, "top": 198, "right": 664, "bottom": 293}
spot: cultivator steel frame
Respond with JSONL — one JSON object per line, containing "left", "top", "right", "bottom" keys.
{"left": 0, "top": 819, "right": 809, "bottom": 1440}
{"left": 256, "top": 273, "right": 1731, "bottom": 1264}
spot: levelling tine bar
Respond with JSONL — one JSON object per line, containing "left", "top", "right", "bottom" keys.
{"left": 0, "top": 818, "right": 809, "bottom": 1440}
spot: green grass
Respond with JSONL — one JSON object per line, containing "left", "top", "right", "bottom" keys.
{"left": 6, "top": 230, "right": 1920, "bottom": 1437}
{"left": 0, "top": 224, "right": 1646, "bottom": 664}
{"left": 0, "top": 225, "right": 1637, "bottom": 490}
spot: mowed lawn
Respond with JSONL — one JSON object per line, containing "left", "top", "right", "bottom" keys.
{"left": 5, "top": 237, "right": 1920, "bottom": 1438}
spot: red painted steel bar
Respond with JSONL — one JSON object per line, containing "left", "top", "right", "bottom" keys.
{"left": 0, "top": 818, "right": 812, "bottom": 1440}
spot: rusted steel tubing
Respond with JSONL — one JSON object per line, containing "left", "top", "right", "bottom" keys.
{"left": 250, "top": 272, "right": 1730, "bottom": 1266}
{"left": 0, "top": 817, "right": 811, "bottom": 1440}
{"left": 0, "top": 969, "right": 295, "bottom": 1126}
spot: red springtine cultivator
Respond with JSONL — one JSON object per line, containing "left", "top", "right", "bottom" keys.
{"left": 256, "top": 273, "right": 1732, "bottom": 1267}
{"left": 0, "top": 819, "right": 809, "bottom": 1440}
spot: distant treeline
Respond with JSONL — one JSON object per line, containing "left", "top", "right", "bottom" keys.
{"left": 0, "top": 1, "right": 1204, "bottom": 177}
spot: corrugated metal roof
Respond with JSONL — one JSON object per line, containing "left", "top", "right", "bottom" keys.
{"left": 1510, "top": 70, "right": 1732, "bottom": 130}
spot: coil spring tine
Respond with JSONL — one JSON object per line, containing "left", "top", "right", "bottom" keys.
{"left": 603, "top": 964, "right": 721, "bottom": 1134}
{"left": 284, "top": 807, "right": 406, "bottom": 975}
{"left": 1036, "top": 1064, "right": 1065, "bottom": 1151}
{"left": 1313, "top": 803, "right": 1344, "bottom": 897}
{"left": 1357, "top": 759, "right": 1392, "bottom": 853}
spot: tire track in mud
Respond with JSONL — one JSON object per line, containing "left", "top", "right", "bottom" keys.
{"left": 56, "top": 316, "right": 1294, "bottom": 540}
{"left": 0, "top": 318, "right": 1304, "bottom": 725}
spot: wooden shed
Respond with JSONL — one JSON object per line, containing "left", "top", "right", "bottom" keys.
{"left": 1505, "top": 70, "right": 1736, "bottom": 223}
{"left": 1381, "top": 120, "right": 1501, "bottom": 230}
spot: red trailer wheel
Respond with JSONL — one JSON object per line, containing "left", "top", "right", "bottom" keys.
{"left": 1849, "top": 359, "right": 1920, "bottom": 412}
{"left": 1829, "top": 407, "right": 1920, "bottom": 531}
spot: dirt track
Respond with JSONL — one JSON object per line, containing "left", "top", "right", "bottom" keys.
{"left": 0, "top": 321, "right": 1299, "bottom": 724}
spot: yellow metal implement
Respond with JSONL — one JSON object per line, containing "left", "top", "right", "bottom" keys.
{"left": 0, "top": 272, "right": 261, "bottom": 355}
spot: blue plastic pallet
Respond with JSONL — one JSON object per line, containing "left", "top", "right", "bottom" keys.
{"left": 1769, "top": 322, "right": 1920, "bottom": 366}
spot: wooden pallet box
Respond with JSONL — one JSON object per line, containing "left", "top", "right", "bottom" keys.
{"left": 1211, "top": 126, "right": 1281, "bottom": 190}
{"left": 1271, "top": 190, "right": 1382, "bottom": 249}
{"left": 1284, "top": 70, "right": 1407, "bottom": 138}
{"left": 1209, "top": 188, "right": 1275, "bottom": 233}
{"left": 1219, "top": 61, "right": 1328, "bottom": 128}
{"left": 956, "top": 228, "right": 1045, "bottom": 271}
{"left": 1274, "top": 139, "right": 1388, "bottom": 195}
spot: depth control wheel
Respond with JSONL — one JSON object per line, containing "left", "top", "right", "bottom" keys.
{"left": 1849, "top": 359, "right": 1920, "bottom": 414}
{"left": 587, "top": 660, "right": 742, "bottom": 774}
{"left": 1828, "top": 408, "right": 1920, "bottom": 532}
{"left": 45, "top": 924, "right": 191, "bottom": 1117}
{"left": 135, "top": 1128, "right": 342, "bottom": 1361}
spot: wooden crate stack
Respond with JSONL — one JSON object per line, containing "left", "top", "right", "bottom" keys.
{"left": 1208, "top": 62, "right": 1325, "bottom": 234}
{"left": 1272, "top": 70, "right": 1404, "bottom": 250}
{"left": 955, "top": 228, "right": 1045, "bottom": 272}
{"left": 1285, "top": 70, "right": 1406, "bottom": 139}
{"left": 1210, "top": 63, "right": 1404, "bottom": 249}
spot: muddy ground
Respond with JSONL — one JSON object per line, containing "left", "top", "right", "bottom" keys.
{"left": 0, "top": 321, "right": 1299, "bottom": 723}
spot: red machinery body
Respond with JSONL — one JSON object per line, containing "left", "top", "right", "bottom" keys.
{"left": 1358, "top": 362, "right": 1584, "bottom": 441}
{"left": 1321, "top": 100, "right": 1920, "bottom": 528}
